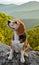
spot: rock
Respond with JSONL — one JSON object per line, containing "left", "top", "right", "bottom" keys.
{"left": 0, "top": 43, "right": 39, "bottom": 65}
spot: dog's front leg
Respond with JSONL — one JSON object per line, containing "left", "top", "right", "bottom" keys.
{"left": 8, "top": 48, "right": 13, "bottom": 60}
{"left": 20, "top": 50, "right": 25, "bottom": 63}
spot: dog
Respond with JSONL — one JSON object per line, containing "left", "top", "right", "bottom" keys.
{"left": 8, "top": 19, "right": 30, "bottom": 63}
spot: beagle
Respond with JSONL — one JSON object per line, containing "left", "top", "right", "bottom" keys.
{"left": 8, "top": 19, "right": 30, "bottom": 63}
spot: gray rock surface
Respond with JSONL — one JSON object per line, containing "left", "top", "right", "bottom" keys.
{"left": 0, "top": 43, "right": 39, "bottom": 65}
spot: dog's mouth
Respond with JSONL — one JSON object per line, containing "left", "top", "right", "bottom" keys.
{"left": 12, "top": 28, "right": 15, "bottom": 30}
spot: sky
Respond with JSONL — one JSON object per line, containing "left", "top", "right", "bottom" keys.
{"left": 0, "top": 0, "right": 39, "bottom": 5}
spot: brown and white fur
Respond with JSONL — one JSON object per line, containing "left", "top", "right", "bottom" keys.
{"left": 8, "top": 19, "right": 30, "bottom": 63}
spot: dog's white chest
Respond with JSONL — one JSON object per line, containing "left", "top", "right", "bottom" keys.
{"left": 12, "top": 31, "right": 24, "bottom": 52}
{"left": 14, "top": 31, "right": 19, "bottom": 40}
{"left": 12, "top": 40, "right": 24, "bottom": 52}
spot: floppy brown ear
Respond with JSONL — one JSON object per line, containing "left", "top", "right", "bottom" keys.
{"left": 16, "top": 21, "right": 25, "bottom": 35}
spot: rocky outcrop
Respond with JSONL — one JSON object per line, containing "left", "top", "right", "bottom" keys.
{"left": 0, "top": 43, "right": 39, "bottom": 65}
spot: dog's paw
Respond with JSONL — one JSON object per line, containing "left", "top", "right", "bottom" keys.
{"left": 7, "top": 52, "right": 10, "bottom": 55}
{"left": 8, "top": 54, "right": 13, "bottom": 60}
{"left": 20, "top": 57, "right": 25, "bottom": 63}
{"left": 8, "top": 56, "right": 12, "bottom": 60}
{"left": 24, "top": 53, "right": 28, "bottom": 57}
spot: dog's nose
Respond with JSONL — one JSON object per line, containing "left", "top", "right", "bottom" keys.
{"left": 8, "top": 20, "right": 10, "bottom": 25}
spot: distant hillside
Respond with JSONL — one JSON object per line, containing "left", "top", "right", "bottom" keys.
{"left": 0, "top": 4, "right": 18, "bottom": 14}
{"left": 0, "top": 1, "right": 39, "bottom": 40}
{"left": 22, "top": 19, "right": 39, "bottom": 29}
{"left": 19, "top": 1, "right": 39, "bottom": 11}
{"left": 0, "top": 1, "right": 39, "bottom": 19}
{"left": 34, "top": 25, "right": 39, "bottom": 28}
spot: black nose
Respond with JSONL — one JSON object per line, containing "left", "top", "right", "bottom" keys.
{"left": 8, "top": 20, "right": 10, "bottom": 25}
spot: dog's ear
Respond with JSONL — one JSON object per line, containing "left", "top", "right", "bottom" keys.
{"left": 16, "top": 20, "right": 25, "bottom": 35}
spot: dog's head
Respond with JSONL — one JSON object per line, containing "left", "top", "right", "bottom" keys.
{"left": 8, "top": 19, "right": 25, "bottom": 35}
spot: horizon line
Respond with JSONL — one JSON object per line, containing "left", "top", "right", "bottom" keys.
{"left": 0, "top": 1, "right": 39, "bottom": 5}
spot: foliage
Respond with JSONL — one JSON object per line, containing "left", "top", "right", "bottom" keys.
{"left": 0, "top": 12, "right": 14, "bottom": 45}
{"left": 0, "top": 12, "right": 39, "bottom": 51}
{"left": 27, "top": 27, "right": 39, "bottom": 51}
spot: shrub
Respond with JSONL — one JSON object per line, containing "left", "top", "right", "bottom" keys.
{"left": 0, "top": 12, "right": 14, "bottom": 45}
{"left": 27, "top": 27, "right": 39, "bottom": 51}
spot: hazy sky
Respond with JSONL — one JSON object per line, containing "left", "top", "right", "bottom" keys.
{"left": 0, "top": 0, "right": 39, "bottom": 5}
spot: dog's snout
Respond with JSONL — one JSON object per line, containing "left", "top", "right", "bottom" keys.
{"left": 8, "top": 20, "right": 11, "bottom": 25}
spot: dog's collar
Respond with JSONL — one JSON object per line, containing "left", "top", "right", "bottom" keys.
{"left": 19, "top": 32, "right": 26, "bottom": 43}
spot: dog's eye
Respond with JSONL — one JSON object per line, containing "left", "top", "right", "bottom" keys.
{"left": 15, "top": 21, "right": 17, "bottom": 24}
